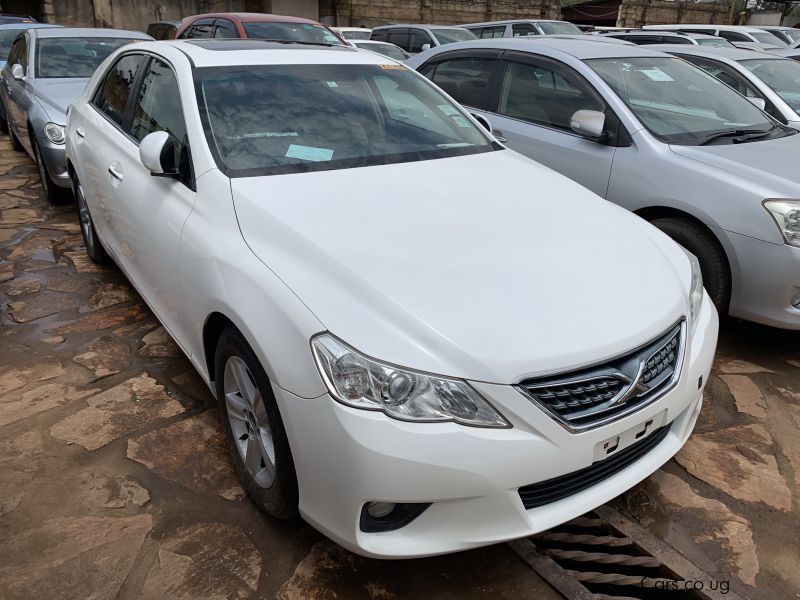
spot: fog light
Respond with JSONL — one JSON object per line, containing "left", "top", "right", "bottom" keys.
{"left": 366, "top": 501, "right": 396, "bottom": 518}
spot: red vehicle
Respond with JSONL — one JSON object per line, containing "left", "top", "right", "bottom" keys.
{"left": 175, "top": 12, "right": 345, "bottom": 45}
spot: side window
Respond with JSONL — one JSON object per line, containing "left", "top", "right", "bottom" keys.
{"left": 498, "top": 59, "right": 604, "bottom": 130}
{"left": 92, "top": 54, "right": 146, "bottom": 127}
{"left": 9, "top": 35, "right": 27, "bottom": 69}
{"left": 130, "top": 59, "right": 190, "bottom": 177}
{"left": 409, "top": 29, "right": 432, "bottom": 53}
{"left": 371, "top": 29, "right": 388, "bottom": 42}
{"left": 429, "top": 56, "right": 498, "bottom": 110}
{"left": 512, "top": 24, "right": 537, "bottom": 37}
{"left": 668, "top": 36, "right": 692, "bottom": 44}
{"left": 477, "top": 26, "right": 505, "bottom": 39}
{"left": 718, "top": 30, "right": 748, "bottom": 42}
{"left": 214, "top": 19, "right": 239, "bottom": 39}
{"left": 183, "top": 18, "right": 214, "bottom": 39}
{"left": 387, "top": 30, "right": 410, "bottom": 51}
{"left": 681, "top": 56, "right": 762, "bottom": 98}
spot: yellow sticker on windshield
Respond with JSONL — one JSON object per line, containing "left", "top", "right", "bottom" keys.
{"left": 379, "top": 64, "right": 406, "bottom": 70}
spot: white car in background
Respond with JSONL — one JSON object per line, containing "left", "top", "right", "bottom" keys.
{"left": 66, "top": 39, "right": 717, "bottom": 558}
{"left": 644, "top": 24, "right": 785, "bottom": 51}
{"left": 351, "top": 39, "right": 410, "bottom": 61}
{"left": 331, "top": 26, "right": 371, "bottom": 41}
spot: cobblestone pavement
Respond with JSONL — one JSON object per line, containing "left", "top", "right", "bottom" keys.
{"left": 0, "top": 135, "right": 798, "bottom": 599}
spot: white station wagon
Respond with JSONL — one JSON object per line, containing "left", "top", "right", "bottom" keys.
{"left": 66, "top": 39, "right": 717, "bottom": 558}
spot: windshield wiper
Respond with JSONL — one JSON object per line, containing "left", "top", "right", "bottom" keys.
{"left": 697, "top": 125, "right": 777, "bottom": 146}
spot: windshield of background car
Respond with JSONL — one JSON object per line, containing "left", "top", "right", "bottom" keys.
{"left": 696, "top": 37, "right": 732, "bottom": 47}
{"left": 751, "top": 31, "right": 787, "bottom": 45}
{"left": 780, "top": 29, "right": 800, "bottom": 43}
{"left": 588, "top": 56, "right": 773, "bottom": 144}
{"left": 539, "top": 22, "right": 583, "bottom": 35}
{"left": 0, "top": 28, "right": 23, "bottom": 56}
{"left": 195, "top": 64, "right": 495, "bottom": 176}
{"left": 739, "top": 58, "right": 800, "bottom": 112}
{"left": 243, "top": 22, "right": 345, "bottom": 45}
{"left": 342, "top": 30, "right": 371, "bottom": 40}
{"left": 430, "top": 28, "right": 477, "bottom": 44}
{"left": 355, "top": 42, "right": 408, "bottom": 61}
{"left": 36, "top": 37, "right": 139, "bottom": 78}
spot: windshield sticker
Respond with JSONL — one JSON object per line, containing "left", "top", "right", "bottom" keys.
{"left": 286, "top": 144, "right": 334, "bottom": 162}
{"left": 640, "top": 68, "right": 674, "bottom": 82}
{"left": 326, "top": 81, "right": 338, "bottom": 88}
{"left": 379, "top": 64, "right": 406, "bottom": 70}
{"left": 438, "top": 104, "right": 459, "bottom": 116}
{"left": 451, "top": 115, "right": 472, "bottom": 128}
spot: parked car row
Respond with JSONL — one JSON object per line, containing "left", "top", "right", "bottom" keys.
{"left": 2, "top": 11, "right": 799, "bottom": 562}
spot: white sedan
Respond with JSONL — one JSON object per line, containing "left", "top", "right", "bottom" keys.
{"left": 66, "top": 39, "right": 718, "bottom": 558}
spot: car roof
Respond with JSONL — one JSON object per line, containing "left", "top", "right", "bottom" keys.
{"left": 463, "top": 19, "right": 572, "bottom": 27}
{"left": 646, "top": 24, "right": 768, "bottom": 33}
{"left": 183, "top": 12, "right": 323, "bottom": 25}
{"left": 0, "top": 22, "right": 59, "bottom": 30}
{"left": 414, "top": 37, "right": 670, "bottom": 60}
{"left": 160, "top": 39, "right": 390, "bottom": 67}
{"left": 650, "top": 44, "right": 784, "bottom": 61}
{"left": 33, "top": 27, "right": 150, "bottom": 39}
{"left": 609, "top": 30, "right": 716, "bottom": 38}
{"left": 372, "top": 24, "right": 469, "bottom": 30}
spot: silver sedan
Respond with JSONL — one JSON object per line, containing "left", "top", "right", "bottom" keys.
{"left": 408, "top": 38, "right": 800, "bottom": 330}
{"left": 0, "top": 27, "right": 150, "bottom": 202}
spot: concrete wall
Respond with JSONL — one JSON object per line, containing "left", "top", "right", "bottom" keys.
{"left": 321, "top": 0, "right": 562, "bottom": 28}
{"left": 617, "top": 0, "right": 731, "bottom": 28}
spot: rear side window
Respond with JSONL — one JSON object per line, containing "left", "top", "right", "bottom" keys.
{"left": 181, "top": 18, "right": 215, "bottom": 39}
{"left": 512, "top": 24, "right": 537, "bottom": 37}
{"left": 409, "top": 29, "right": 432, "bottom": 53}
{"left": 428, "top": 57, "right": 498, "bottom": 110}
{"left": 718, "top": 30, "right": 749, "bottom": 42}
{"left": 387, "top": 30, "right": 410, "bottom": 51}
{"left": 476, "top": 26, "right": 505, "bottom": 39}
{"left": 214, "top": 19, "right": 239, "bottom": 39}
{"left": 371, "top": 29, "right": 388, "bottom": 42}
{"left": 93, "top": 54, "right": 146, "bottom": 126}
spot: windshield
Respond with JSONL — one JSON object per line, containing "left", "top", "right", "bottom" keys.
{"left": 751, "top": 31, "right": 787, "bottom": 45}
{"left": 740, "top": 58, "right": 800, "bottom": 113}
{"left": 354, "top": 42, "right": 408, "bottom": 61}
{"left": 588, "top": 57, "right": 774, "bottom": 144}
{"left": 195, "top": 64, "right": 494, "bottom": 176}
{"left": 430, "top": 28, "right": 477, "bottom": 44}
{"left": 0, "top": 28, "right": 24, "bottom": 57}
{"left": 36, "top": 37, "right": 138, "bottom": 78}
{"left": 539, "top": 22, "right": 583, "bottom": 35}
{"left": 696, "top": 37, "right": 732, "bottom": 47}
{"left": 342, "top": 30, "right": 371, "bottom": 40}
{"left": 781, "top": 29, "right": 800, "bottom": 43}
{"left": 243, "top": 22, "right": 345, "bottom": 45}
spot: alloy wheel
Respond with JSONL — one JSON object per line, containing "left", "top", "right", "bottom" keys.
{"left": 223, "top": 355, "right": 276, "bottom": 488}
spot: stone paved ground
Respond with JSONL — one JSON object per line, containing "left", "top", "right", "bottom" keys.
{"left": 0, "top": 135, "right": 798, "bottom": 599}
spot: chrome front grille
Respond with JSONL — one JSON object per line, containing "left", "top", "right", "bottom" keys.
{"left": 517, "top": 322, "right": 684, "bottom": 431}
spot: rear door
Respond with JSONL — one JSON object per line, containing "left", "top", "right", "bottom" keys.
{"left": 488, "top": 53, "right": 618, "bottom": 196}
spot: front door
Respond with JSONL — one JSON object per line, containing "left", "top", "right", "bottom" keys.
{"left": 4, "top": 33, "right": 29, "bottom": 147}
{"left": 486, "top": 54, "right": 617, "bottom": 197}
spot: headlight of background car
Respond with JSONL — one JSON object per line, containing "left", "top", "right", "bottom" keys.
{"left": 44, "top": 122, "right": 65, "bottom": 145}
{"left": 311, "top": 334, "right": 508, "bottom": 428}
{"left": 682, "top": 248, "right": 703, "bottom": 333}
{"left": 764, "top": 199, "right": 800, "bottom": 247}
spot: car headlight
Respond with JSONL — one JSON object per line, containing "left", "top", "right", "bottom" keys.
{"left": 44, "top": 122, "right": 65, "bottom": 145}
{"left": 682, "top": 248, "right": 703, "bottom": 333}
{"left": 763, "top": 199, "right": 800, "bottom": 247}
{"left": 311, "top": 334, "right": 509, "bottom": 428}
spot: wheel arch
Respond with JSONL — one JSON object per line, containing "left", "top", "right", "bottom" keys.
{"left": 203, "top": 311, "right": 238, "bottom": 384}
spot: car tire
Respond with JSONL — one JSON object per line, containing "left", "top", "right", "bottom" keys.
{"left": 72, "top": 173, "right": 109, "bottom": 264}
{"left": 651, "top": 216, "right": 731, "bottom": 312}
{"left": 214, "top": 327, "right": 298, "bottom": 520}
{"left": 34, "top": 138, "right": 69, "bottom": 204}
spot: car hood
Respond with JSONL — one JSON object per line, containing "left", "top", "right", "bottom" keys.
{"left": 232, "top": 150, "right": 689, "bottom": 384}
{"left": 669, "top": 133, "right": 800, "bottom": 192}
{"left": 32, "top": 78, "right": 90, "bottom": 119}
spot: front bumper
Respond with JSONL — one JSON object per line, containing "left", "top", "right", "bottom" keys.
{"left": 278, "top": 296, "right": 718, "bottom": 558}
{"left": 722, "top": 229, "right": 800, "bottom": 329}
{"left": 37, "top": 136, "right": 70, "bottom": 189}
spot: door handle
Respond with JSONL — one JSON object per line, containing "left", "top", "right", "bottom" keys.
{"left": 494, "top": 130, "right": 508, "bottom": 144}
{"left": 108, "top": 164, "right": 123, "bottom": 181}
{"left": 76, "top": 127, "right": 86, "bottom": 138}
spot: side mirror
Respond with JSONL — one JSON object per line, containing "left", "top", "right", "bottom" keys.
{"left": 139, "top": 131, "right": 177, "bottom": 176}
{"left": 470, "top": 112, "right": 493, "bottom": 135}
{"left": 11, "top": 64, "right": 24, "bottom": 81}
{"left": 421, "top": 43, "right": 431, "bottom": 51}
{"left": 570, "top": 109, "right": 606, "bottom": 139}
{"left": 747, "top": 96, "right": 766, "bottom": 110}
